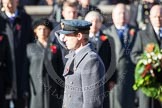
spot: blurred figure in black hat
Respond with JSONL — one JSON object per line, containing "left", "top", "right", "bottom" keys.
{"left": 25, "top": 18, "right": 64, "bottom": 108}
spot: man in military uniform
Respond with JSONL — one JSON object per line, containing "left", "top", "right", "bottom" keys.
{"left": 56, "top": 19, "right": 105, "bottom": 108}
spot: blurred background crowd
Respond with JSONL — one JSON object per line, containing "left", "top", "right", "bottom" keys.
{"left": 0, "top": 0, "right": 162, "bottom": 108}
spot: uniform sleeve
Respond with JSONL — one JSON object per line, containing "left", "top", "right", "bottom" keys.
{"left": 81, "top": 54, "right": 105, "bottom": 108}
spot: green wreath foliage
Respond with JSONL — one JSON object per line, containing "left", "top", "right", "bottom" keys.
{"left": 133, "top": 43, "right": 162, "bottom": 102}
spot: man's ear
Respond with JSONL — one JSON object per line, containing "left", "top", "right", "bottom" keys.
{"left": 77, "top": 32, "right": 83, "bottom": 40}
{"left": 34, "top": 28, "right": 37, "bottom": 34}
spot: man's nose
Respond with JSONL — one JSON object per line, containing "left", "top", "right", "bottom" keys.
{"left": 7, "top": 2, "right": 12, "bottom": 8}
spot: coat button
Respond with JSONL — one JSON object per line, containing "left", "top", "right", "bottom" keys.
{"left": 74, "top": 67, "right": 77, "bottom": 71}
{"left": 63, "top": 104, "right": 66, "bottom": 108}
{"left": 68, "top": 94, "right": 71, "bottom": 98}
{"left": 65, "top": 76, "right": 69, "bottom": 79}
{"left": 70, "top": 81, "right": 73, "bottom": 84}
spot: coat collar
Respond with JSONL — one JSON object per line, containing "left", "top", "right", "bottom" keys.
{"left": 146, "top": 23, "right": 160, "bottom": 45}
{"left": 109, "top": 25, "right": 123, "bottom": 64}
{"left": 63, "top": 43, "right": 92, "bottom": 76}
{"left": 74, "top": 43, "right": 92, "bottom": 67}
{"left": 103, "top": 24, "right": 137, "bottom": 65}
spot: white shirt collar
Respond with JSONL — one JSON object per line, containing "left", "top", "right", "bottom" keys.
{"left": 89, "top": 31, "right": 100, "bottom": 38}
{"left": 153, "top": 27, "right": 162, "bottom": 36}
{"left": 5, "top": 10, "right": 18, "bottom": 18}
{"left": 115, "top": 24, "right": 127, "bottom": 30}
{"left": 154, "top": 27, "right": 159, "bottom": 35}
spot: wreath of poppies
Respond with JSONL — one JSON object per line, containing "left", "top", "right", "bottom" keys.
{"left": 133, "top": 43, "right": 162, "bottom": 102}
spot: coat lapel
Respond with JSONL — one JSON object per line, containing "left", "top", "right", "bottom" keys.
{"left": 96, "top": 31, "right": 104, "bottom": 51}
{"left": 63, "top": 44, "right": 92, "bottom": 76}
{"left": 110, "top": 25, "right": 124, "bottom": 64}
{"left": 147, "top": 24, "right": 160, "bottom": 45}
{"left": 63, "top": 51, "right": 75, "bottom": 76}
{"left": 74, "top": 44, "right": 92, "bottom": 69}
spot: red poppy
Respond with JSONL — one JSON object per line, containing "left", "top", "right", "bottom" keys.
{"left": 100, "top": 35, "right": 108, "bottom": 41}
{"left": 0, "top": 35, "right": 3, "bottom": 42}
{"left": 141, "top": 64, "right": 152, "bottom": 78}
{"left": 50, "top": 45, "right": 57, "bottom": 54}
{"left": 129, "top": 29, "right": 135, "bottom": 36}
{"left": 16, "top": 24, "right": 21, "bottom": 31}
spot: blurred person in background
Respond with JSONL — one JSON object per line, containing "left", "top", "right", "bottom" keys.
{"left": 61, "top": 0, "right": 78, "bottom": 20}
{"left": 49, "top": 1, "right": 79, "bottom": 65}
{"left": 0, "top": 0, "right": 34, "bottom": 107}
{"left": 103, "top": 3, "right": 138, "bottom": 108}
{"left": 129, "top": 0, "right": 159, "bottom": 30}
{"left": 25, "top": 18, "right": 64, "bottom": 108}
{"left": 131, "top": 4, "right": 162, "bottom": 108}
{"left": 77, "top": 0, "right": 101, "bottom": 19}
{"left": 0, "top": 32, "right": 12, "bottom": 108}
{"left": 49, "top": 0, "right": 78, "bottom": 23}
{"left": 85, "top": 11, "right": 111, "bottom": 70}
{"left": 85, "top": 10, "right": 115, "bottom": 108}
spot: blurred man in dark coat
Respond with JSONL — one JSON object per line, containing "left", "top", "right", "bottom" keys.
{"left": 85, "top": 11, "right": 115, "bottom": 108}
{"left": 0, "top": 0, "right": 34, "bottom": 107}
{"left": 103, "top": 3, "right": 138, "bottom": 108}
{"left": 131, "top": 4, "right": 162, "bottom": 108}
{"left": 0, "top": 33, "right": 12, "bottom": 108}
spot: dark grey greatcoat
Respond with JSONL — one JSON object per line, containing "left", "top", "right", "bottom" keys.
{"left": 26, "top": 41, "right": 64, "bottom": 108}
{"left": 0, "top": 33, "right": 12, "bottom": 108}
{"left": 0, "top": 6, "right": 34, "bottom": 99}
{"left": 89, "top": 31, "right": 114, "bottom": 108}
{"left": 62, "top": 43, "right": 105, "bottom": 108}
{"left": 89, "top": 31, "right": 111, "bottom": 71}
{"left": 103, "top": 24, "right": 137, "bottom": 108}
{"left": 131, "top": 23, "right": 162, "bottom": 108}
